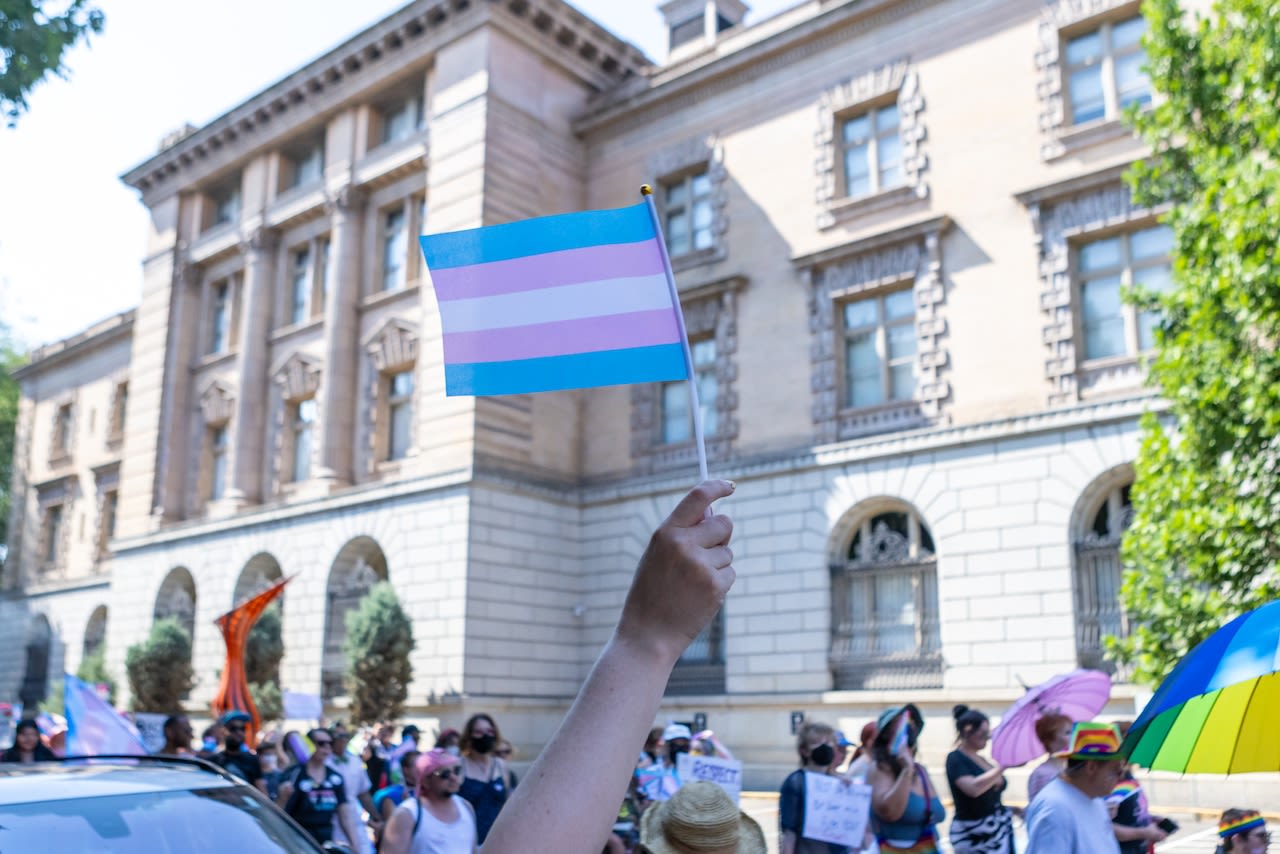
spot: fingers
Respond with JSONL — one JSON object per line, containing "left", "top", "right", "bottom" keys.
{"left": 667, "top": 480, "right": 735, "bottom": 528}
{"left": 704, "top": 544, "right": 733, "bottom": 570}
{"left": 688, "top": 513, "right": 733, "bottom": 548}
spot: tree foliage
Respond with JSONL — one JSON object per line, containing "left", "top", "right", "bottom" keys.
{"left": 0, "top": 324, "right": 24, "bottom": 557}
{"left": 77, "top": 646, "right": 117, "bottom": 706}
{"left": 246, "top": 604, "right": 283, "bottom": 722}
{"left": 1110, "top": 0, "right": 1280, "bottom": 684}
{"left": 125, "top": 619, "right": 196, "bottom": 713}
{"left": 343, "top": 582, "right": 414, "bottom": 726}
{"left": 0, "top": 0, "right": 104, "bottom": 125}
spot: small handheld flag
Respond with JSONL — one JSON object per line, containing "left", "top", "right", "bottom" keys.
{"left": 890, "top": 711, "right": 910, "bottom": 754}
{"left": 420, "top": 201, "right": 689, "bottom": 397}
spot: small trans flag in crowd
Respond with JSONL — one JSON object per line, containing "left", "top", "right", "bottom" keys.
{"left": 419, "top": 200, "right": 690, "bottom": 397}
{"left": 64, "top": 673, "right": 147, "bottom": 756}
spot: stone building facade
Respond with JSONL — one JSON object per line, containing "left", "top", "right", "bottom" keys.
{"left": 10, "top": 0, "right": 1259, "bottom": 802}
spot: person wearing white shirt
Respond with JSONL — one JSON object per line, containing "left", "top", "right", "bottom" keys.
{"left": 328, "top": 723, "right": 375, "bottom": 854}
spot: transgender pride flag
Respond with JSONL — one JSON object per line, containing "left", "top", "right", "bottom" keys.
{"left": 420, "top": 201, "right": 690, "bottom": 396}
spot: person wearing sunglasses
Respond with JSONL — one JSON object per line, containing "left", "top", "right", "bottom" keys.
{"left": 278, "top": 728, "right": 362, "bottom": 847}
{"left": 210, "top": 710, "right": 267, "bottom": 795}
{"left": 1218, "top": 810, "right": 1270, "bottom": 854}
{"left": 380, "top": 748, "right": 478, "bottom": 854}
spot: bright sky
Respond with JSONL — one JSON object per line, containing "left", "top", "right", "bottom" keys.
{"left": 0, "top": 0, "right": 795, "bottom": 350}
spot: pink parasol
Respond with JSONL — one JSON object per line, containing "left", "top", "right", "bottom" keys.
{"left": 991, "top": 669, "right": 1112, "bottom": 767}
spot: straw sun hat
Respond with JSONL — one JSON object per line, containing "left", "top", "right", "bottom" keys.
{"left": 639, "top": 781, "right": 767, "bottom": 854}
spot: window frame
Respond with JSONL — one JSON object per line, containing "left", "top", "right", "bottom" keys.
{"left": 108, "top": 381, "right": 128, "bottom": 443}
{"left": 53, "top": 402, "right": 74, "bottom": 457}
{"left": 96, "top": 488, "right": 118, "bottom": 560}
{"left": 1071, "top": 223, "right": 1173, "bottom": 364}
{"left": 208, "top": 279, "right": 232, "bottom": 355}
{"left": 658, "top": 336, "right": 719, "bottom": 446}
{"left": 1073, "top": 481, "right": 1134, "bottom": 676}
{"left": 1062, "top": 13, "right": 1151, "bottom": 127}
{"left": 379, "top": 92, "right": 425, "bottom": 147}
{"left": 384, "top": 369, "right": 415, "bottom": 462}
{"left": 837, "top": 100, "right": 904, "bottom": 200}
{"left": 288, "top": 397, "right": 317, "bottom": 483}
{"left": 284, "top": 139, "right": 325, "bottom": 190}
{"left": 208, "top": 425, "right": 229, "bottom": 502}
{"left": 42, "top": 503, "right": 65, "bottom": 568}
{"left": 661, "top": 170, "right": 716, "bottom": 259}
{"left": 839, "top": 286, "right": 918, "bottom": 412}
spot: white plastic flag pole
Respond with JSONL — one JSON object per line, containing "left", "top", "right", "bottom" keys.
{"left": 641, "top": 185, "right": 709, "bottom": 484}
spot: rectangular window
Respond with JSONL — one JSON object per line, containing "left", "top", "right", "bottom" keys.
{"left": 291, "top": 398, "right": 316, "bottom": 482}
{"left": 386, "top": 370, "right": 414, "bottom": 461}
{"left": 98, "top": 490, "right": 118, "bottom": 556}
{"left": 382, "top": 95, "right": 424, "bottom": 145}
{"left": 55, "top": 403, "right": 73, "bottom": 454}
{"left": 212, "top": 185, "right": 241, "bottom": 227}
{"left": 209, "top": 282, "right": 231, "bottom": 355}
{"left": 381, "top": 208, "right": 408, "bottom": 292}
{"left": 209, "top": 426, "right": 229, "bottom": 501}
{"left": 290, "top": 248, "right": 311, "bottom": 325}
{"left": 42, "top": 504, "right": 63, "bottom": 565}
{"left": 840, "top": 103, "right": 903, "bottom": 198}
{"left": 288, "top": 142, "right": 324, "bottom": 189}
{"left": 1065, "top": 15, "right": 1151, "bottom": 126}
{"left": 842, "top": 288, "right": 916, "bottom": 409}
{"left": 317, "top": 237, "right": 331, "bottom": 307}
{"left": 110, "top": 382, "right": 128, "bottom": 438}
{"left": 663, "top": 172, "right": 714, "bottom": 257}
{"left": 1077, "top": 225, "right": 1173, "bottom": 360}
{"left": 660, "top": 338, "right": 718, "bottom": 444}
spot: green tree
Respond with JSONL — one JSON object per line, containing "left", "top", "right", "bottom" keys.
{"left": 0, "top": 0, "right": 104, "bottom": 125}
{"left": 246, "top": 604, "right": 283, "bottom": 722}
{"left": 343, "top": 582, "right": 414, "bottom": 726}
{"left": 125, "top": 619, "right": 196, "bottom": 713}
{"left": 1110, "top": 0, "right": 1280, "bottom": 685}
{"left": 0, "top": 324, "right": 24, "bottom": 557}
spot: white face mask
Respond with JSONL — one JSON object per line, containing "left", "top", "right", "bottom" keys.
{"left": 261, "top": 754, "right": 278, "bottom": 771}
{"left": 445, "top": 746, "right": 461, "bottom": 757}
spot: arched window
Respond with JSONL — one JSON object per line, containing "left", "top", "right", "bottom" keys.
{"left": 831, "top": 505, "right": 942, "bottom": 690}
{"left": 1073, "top": 478, "right": 1133, "bottom": 673}
{"left": 233, "top": 553, "right": 283, "bottom": 607}
{"left": 154, "top": 567, "right": 198, "bottom": 648}
{"left": 323, "top": 538, "right": 388, "bottom": 700}
{"left": 83, "top": 606, "right": 108, "bottom": 659}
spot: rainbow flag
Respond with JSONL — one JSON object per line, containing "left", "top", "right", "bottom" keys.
{"left": 420, "top": 202, "right": 689, "bottom": 396}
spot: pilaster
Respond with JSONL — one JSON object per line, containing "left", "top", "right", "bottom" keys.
{"left": 224, "top": 227, "right": 278, "bottom": 506}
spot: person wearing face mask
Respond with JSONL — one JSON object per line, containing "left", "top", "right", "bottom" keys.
{"left": 635, "top": 723, "right": 692, "bottom": 806}
{"left": 1217, "top": 809, "right": 1270, "bottom": 854}
{"left": 868, "top": 704, "right": 945, "bottom": 854}
{"left": 779, "top": 721, "right": 851, "bottom": 854}
{"left": 457, "top": 713, "right": 513, "bottom": 844}
{"left": 210, "top": 710, "right": 267, "bottom": 794}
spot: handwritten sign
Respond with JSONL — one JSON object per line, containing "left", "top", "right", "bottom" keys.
{"left": 676, "top": 753, "right": 743, "bottom": 804}
{"left": 802, "top": 772, "right": 872, "bottom": 848}
{"left": 283, "top": 691, "right": 323, "bottom": 722}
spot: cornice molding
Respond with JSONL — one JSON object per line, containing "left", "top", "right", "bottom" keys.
{"left": 574, "top": 0, "right": 946, "bottom": 137}
{"left": 14, "top": 310, "right": 135, "bottom": 381}
{"left": 121, "top": 0, "right": 648, "bottom": 200}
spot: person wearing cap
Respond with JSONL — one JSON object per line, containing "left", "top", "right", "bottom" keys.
{"left": 636, "top": 723, "right": 693, "bottom": 805}
{"left": 779, "top": 721, "right": 851, "bottom": 854}
{"left": 639, "top": 780, "right": 766, "bottom": 854}
{"left": 210, "top": 710, "right": 267, "bottom": 794}
{"left": 279, "top": 727, "right": 363, "bottom": 846}
{"left": 1024, "top": 722, "right": 1125, "bottom": 854}
{"left": 381, "top": 748, "right": 478, "bottom": 854}
{"left": 868, "top": 704, "right": 945, "bottom": 853}
{"left": 1217, "top": 809, "right": 1270, "bottom": 854}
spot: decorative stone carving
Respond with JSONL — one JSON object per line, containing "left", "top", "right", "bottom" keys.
{"left": 364, "top": 318, "right": 419, "bottom": 372}
{"left": 274, "top": 353, "right": 322, "bottom": 402}
{"left": 631, "top": 279, "right": 742, "bottom": 473}
{"left": 804, "top": 223, "right": 950, "bottom": 443}
{"left": 324, "top": 184, "right": 366, "bottom": 218}
{"left": 1035, "top": 0, "right": 1140, "bottom": 160}
{"left": 198, "top": 380, "right": 235, "bottom": 425}
{"left": 1027, "top": 180, "right": 1153, "bottom": 405}
{"left": 238, "top": 226, "right": 279, "bottom": 257}
{"left": 647, "top": 134, "right": 729, "bottom": 271}
{"left": 815, "top": 59, "right": 929, "bottom": 228}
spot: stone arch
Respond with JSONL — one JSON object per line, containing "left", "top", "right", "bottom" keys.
{"left": 1069, "top": 463, "right": 1136, "bottom": 674}
{"left": 828, "top": 496, "right": 941, "bottom": 690}
{"left": 83, "top": 605, "right": 108, "bottom": 659}
{"left": 233, "top": 552, "right": 284, "bottom": 607}
{"left": 322, "top": 537, "right": 389, "bottom": 699}
{"left": 19, "top": 615, "right": 54, "bottom": 708}
{"left": 154, "top": 566, "right": 198, "bottom": 647}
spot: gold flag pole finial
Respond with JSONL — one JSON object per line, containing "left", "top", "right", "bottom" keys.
{"left": 640, "top": 184, "right": 653, "bottom": 196}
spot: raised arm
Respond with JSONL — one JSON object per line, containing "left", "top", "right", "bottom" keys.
{"left": 481, "top": 480, "right": 737, "bottom": 854}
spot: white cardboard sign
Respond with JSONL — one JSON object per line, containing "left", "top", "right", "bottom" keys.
{"left": 676, "top": 753, "right": 744, "bottom": 804}
{"left": 802, "top": 772, "right": 872, "bottom": 848}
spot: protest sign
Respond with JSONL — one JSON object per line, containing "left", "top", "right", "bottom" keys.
{"left": 283, "top": 691, "right": 323, "bottom": 722}
{"left": 676, "top": 753, "right": 744, "bottom": 804}
{"left": 801, "top": 772, "right": 872, "bottom": 848}
{"left": 133, "top": 712, "right": 168, "bottom": 753}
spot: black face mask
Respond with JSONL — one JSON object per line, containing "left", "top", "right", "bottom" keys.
{"left": 668, "top": 741, "right": 690, "bottom": 761}
{"left": 809, "top": 744, "right": 835, "bottom": 767}
{"left": 471, "top": 734, "right": 496, "bottom": 755}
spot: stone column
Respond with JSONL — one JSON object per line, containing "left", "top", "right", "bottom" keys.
{"left": 224, "top": 227, "right": 277, "bottom": 507}
{"left": 151, "top": 256, "right": 201, "bottom": 523}
{"left": 313, "top": 185, "right": 365, "bottom": 489}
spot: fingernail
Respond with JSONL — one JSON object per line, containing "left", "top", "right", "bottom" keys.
{"left": 725, "top": 480, "right": 736, "bottom": 491}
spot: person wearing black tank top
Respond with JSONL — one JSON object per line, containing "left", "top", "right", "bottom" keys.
{"left": 944, "top": 706, "right": 1015, "bottom": 854}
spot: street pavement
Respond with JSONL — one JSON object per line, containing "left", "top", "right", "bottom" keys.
{"left": 737, "top": 795, "right": 1219, "bottom": 854}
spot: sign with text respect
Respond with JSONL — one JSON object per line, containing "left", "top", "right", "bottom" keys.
{"left": 676, "top": 753, "right": 743, "bottom": 804}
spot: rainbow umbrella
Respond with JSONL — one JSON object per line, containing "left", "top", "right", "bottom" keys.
{"left": 1123, "top": 599, "right": 1280, "bottom": 773}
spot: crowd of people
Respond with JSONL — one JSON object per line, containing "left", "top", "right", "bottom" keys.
{"left": 0, "top": 482, "right": 1273, "bottom": 854}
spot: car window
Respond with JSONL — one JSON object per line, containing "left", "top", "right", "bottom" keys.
{"left": 0, "top": 785, "right": 323, "bottom": 853}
